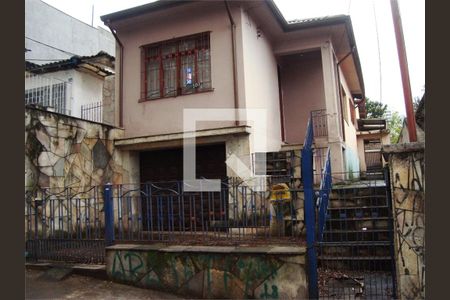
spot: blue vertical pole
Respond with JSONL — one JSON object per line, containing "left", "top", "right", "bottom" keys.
{"left": 302, "top": 147, "right": 318, "bottom": 299}
{"left": 104, "top": 183, "right": 114, "bottom": 246}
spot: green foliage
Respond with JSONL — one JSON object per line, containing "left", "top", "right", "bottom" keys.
{"left": 365, "top": 98, "right": 388, "bottom": 119}
{"left": 387, "top": 111, "right": 404, "bottom": 143}
{"left": 413, "top": 96, "right": 422, "bottom": 112}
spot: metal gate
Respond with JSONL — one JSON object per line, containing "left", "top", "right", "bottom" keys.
{"left": 302, "top": 116, "right": 397, "bottom": 299}
{"left": 316, "top": 173, "right": 397, "bottom": 299}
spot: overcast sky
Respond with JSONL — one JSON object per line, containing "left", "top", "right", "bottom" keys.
{"left": 40, "top": 0, "right": 425, "bottom": 116}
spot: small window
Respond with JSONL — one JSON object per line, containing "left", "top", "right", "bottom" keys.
{"left": 140, "top": 32, "right": 212, "bottom": 101}
{"left": 25, "top": 83, "right": 67, "bottom": 114}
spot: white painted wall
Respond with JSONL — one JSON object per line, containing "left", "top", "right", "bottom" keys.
{"left": 239, "top": 9, "right": 282, "bottom": 153}
{"left": 72, "top": 71, "right": 104, "bottom": 118}
{"left": 25, "top": 0, "right": 115, "bottom": 63}
{"left": 338, "top": 66, "right": 360, "bottom": 174}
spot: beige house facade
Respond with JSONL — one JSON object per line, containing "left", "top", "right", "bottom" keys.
{"left": 101, "top": 0, "right": 366, "bottom": 184}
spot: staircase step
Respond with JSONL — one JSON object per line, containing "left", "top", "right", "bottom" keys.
{"left": 318, "top": 256, "right": 392, "bottom": 261}
{"left": 329, "top": 195, "right": 387, "bottom": 200}
{"left": 323, "top": 229, "right": 392, "bottom": 234}
{"left": 327, "top": 205, "right": 389, "bottom": 210}
{"left": 318, "top": 241, "right": 390, "bottom": 246}
{"left": 327, "top": 217, "right": 391, "bottom": 221}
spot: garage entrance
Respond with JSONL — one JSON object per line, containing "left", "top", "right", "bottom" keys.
{"left": 139, "top": 143, "right": 228, "bottom": 232}
{"left": 139, "top": 143, "right": 227, "bottom": 182}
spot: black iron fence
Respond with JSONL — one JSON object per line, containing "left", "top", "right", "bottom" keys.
{"left": 25, "top": 179, "right": 306, "bottom": 264}
{"left": 80, "top": 101, "right": 103, "bottom": 123}
{"left": 25, "top": 187, "right": 105, "bottom": 264}
{"left": 103, "top": 178, "right": 305, "bottom": 245}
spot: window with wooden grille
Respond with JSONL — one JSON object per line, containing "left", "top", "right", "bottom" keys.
{"left": 140, "top": 32, "right": 212, "bottom": 101}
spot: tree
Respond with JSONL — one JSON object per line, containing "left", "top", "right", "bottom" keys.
{"left": 387, "top": 111, "right": 403, "bottom": 143}
{"left": 413, "top": 96, "right": 421, "bottom": 112}
{"left": 365, "top": 98, "right": 388, "bottom": 119}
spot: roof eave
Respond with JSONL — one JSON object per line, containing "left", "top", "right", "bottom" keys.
{"left": 265, "top": 0, "right": 364, "bottom": 97}
{"left": 100, "top": 0, "right": 192, "bottom": 25}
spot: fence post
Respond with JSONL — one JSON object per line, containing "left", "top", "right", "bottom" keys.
{"left": 384, "top": 166, "right": 398, "bottom": 299}
{"left": 302, "top": 119, "right": 319, "bottom": 299}
{"left": 104, "top": 183, "right": 114, "bottom": 246}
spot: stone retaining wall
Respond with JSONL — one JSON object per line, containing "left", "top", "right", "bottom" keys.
{"left": 25, "top": 106, "right": 125, "bottom": 192}
{"left": 106, "top": 244, "right": 308, "bottom": 299}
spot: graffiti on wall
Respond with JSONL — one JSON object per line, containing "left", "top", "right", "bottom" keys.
{"left": 108, "top": 250, "right": 306, "bottom": 299}
{"left": 391, "top": 151, "right": 425, "bottom": 299}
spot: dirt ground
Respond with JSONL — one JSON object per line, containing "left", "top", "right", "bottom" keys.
{"left": 25, "top": 268, "right": 184, "bottom": 299}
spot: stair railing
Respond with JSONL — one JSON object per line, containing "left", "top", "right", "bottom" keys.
{"left": 317, "top": 147, "right": 332, "bottom": 242}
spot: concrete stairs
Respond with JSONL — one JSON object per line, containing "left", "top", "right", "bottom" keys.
{"left": 317, "top": 184, "right": 394, "bottom": 271}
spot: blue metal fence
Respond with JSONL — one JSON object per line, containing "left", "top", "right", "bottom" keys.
{"left": 301, "top": 118, "right": 319, "bottom": 299}
{"left": 317, "top": 148, "right": 332, "bottom": 243}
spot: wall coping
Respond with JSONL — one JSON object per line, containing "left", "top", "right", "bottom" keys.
{"left": 25, "top": 105, "right": 123, "bottom": 129}
{"left": 106, "top": 243, "right": 306, "bottom": 255}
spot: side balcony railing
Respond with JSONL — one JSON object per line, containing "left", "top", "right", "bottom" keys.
{"left": 311, "top": 109, "right": 328, "bottom": 138}
{"left": 81, "top": 101, "right": 103, "bottom": 123}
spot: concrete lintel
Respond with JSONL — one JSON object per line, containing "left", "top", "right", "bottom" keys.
{"left": 114, "top": 125, "right": 251, "bottom": 150}
{"left": 382, "top": 142, "right": 425, "bottom": 154}
{"left": 281, "top": 143, "right": 303, "bottom": 151}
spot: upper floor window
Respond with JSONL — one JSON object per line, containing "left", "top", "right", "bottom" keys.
{"left": 140, "top": 32, "right": 211, "bottom": 101}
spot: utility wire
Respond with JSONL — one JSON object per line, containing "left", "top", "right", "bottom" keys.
{"left": 25, "top": 36, "right": 78, "bottom": 57}
{"left": 372, "top": 0, "right": 383, "bottom": 103}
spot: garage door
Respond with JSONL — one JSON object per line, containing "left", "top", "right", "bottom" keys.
{"left": 139, "top": 144, "right": 228, "bottom": 232}
{"left": 139, "top": 143, "right": 227, "bottom": 182}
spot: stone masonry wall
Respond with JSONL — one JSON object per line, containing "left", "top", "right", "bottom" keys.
{"left": 106, "top": 244, "right": 308, "bottom": 299}
{"left": 25, "top": 107, "right": 125, "bottom": 193}
{"left": 383, "top": 142, "right": 425, "bottom": 299}
{"left": 102, "top": 75, "right": 115, "bottom": 126}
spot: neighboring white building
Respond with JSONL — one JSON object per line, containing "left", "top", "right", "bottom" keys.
{"left": 25, "top": 0, "right": 115, "bottom": 63}
{"left": 25, "top": 0, "right": 116, "bottom": 124}
{"left": 25, "top": 52, "right": 115, "bottom": 122}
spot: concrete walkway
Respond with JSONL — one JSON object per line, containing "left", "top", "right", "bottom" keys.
{"left": 26, "top": 268, "right": 183, "bottom": 299}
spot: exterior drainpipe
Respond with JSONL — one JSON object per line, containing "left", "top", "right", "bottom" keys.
{"left": 106, "top": 22, "right": 124, "bottom": 128}
{"left": 335, "top": 50, "right": 352, "bottom": 143}
{"left": 224, "top": 0, "right": 239, "bottom": 126}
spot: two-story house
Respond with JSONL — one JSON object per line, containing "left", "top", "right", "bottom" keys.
{"left": 100, "top": 0, "right": 366, "bottom": 185}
